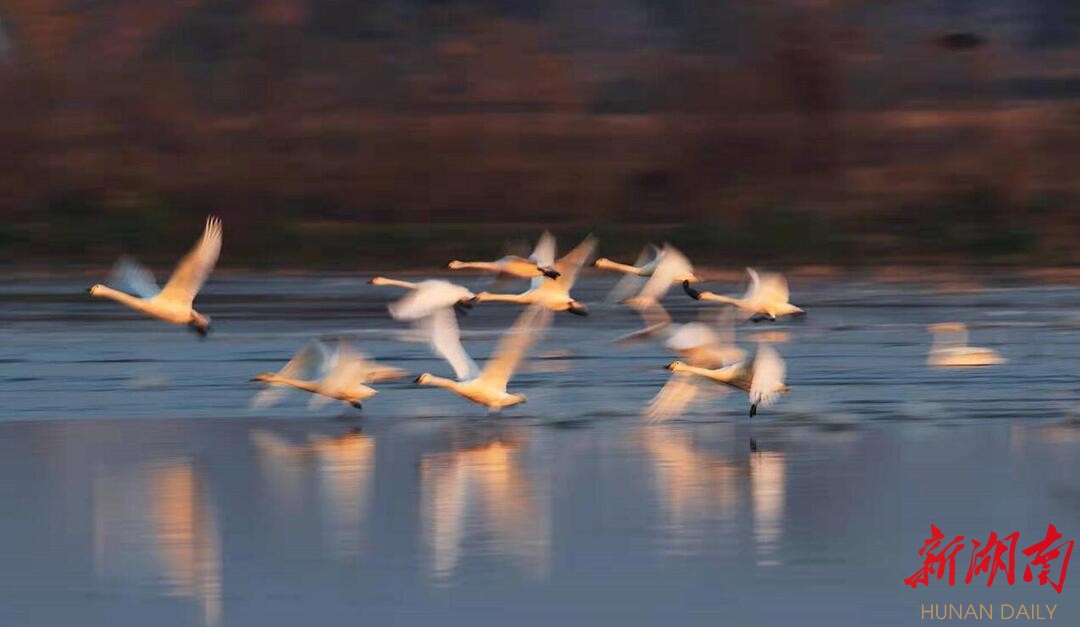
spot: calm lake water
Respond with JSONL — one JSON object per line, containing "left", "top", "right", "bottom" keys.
{"left": 1, "top": 274, "right": 1079, "bottom": 626}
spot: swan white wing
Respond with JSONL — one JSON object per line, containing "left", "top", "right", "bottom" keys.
{"left": 637, "top": 244, "right": 694, "bottom": 302}
{"left": 478, "top": 305, "right": 552, "bottom": 390}
{"left": 750, "top": 345, "right": 786, "bottom": 407}
{"left": 389, "top": 280, "right": 473, "bottom": 321}
{"left": 157, "top": 215, "right": 222, "bottom": 306}
{"left": 616, "top": 301, "right": 672, "bottom": 344}
{"left": 743, "top": 267, "right": 762, "bottom": 301}
{"left": 529, "top": 231, "right": 556, "bottom": 268}
{"left": 421, "top": 307, "right": 480, "bottom": 381}
{"left": 251, "top": 340, "right": 334, "bottom": 409}
{"left": 541, "top": 234, "right": 596, "bottom": 293}
{"left": 645, "top": 373, "right": 717, "bottom": 422}
{"left": 604, "top": 244, "right": 657, "bottom": 302}
{"left": 319, "top": 341, "right": 371, "bottom": 392}
{"left": 108, "top": 257, "right": 161, "bottom": 299}
{"left": 666, "top": 321, "right": 719, "bottom": 355}
{"left": 756, "top": 272, "right": 790, "bottom": 306}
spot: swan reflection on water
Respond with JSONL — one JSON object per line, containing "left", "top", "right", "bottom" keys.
{"left": 92, "top": 458, "right": 222, "bottom": 627}
{"left": 642, "top": 426, "right": 786, "bottom": 566}
{"left": 250, "top": 428, "right": 375, "bottom": 559}
{"left": 419, "top": 430, "right": 551, "bottom": 583}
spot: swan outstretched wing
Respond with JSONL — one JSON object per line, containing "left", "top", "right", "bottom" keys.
{"left": 389, "top": 280, "right": 473, "bottom": 321}
{"left": 157, "top": 216, "right": 222, "bottom": 306}
{"left": 745, "top": 268, "right": 789, "bottom": 305}
{"left": 421, "top": 307, "right": 480, "bottom": 381}
{"left": 616, "top": 301, "right": 672, "bottom": 344}
{"left": 645, "top": 373, "right": 719, "bottom": 422}
{"left": 530, "top": 231, "right": 556, "bottom": 268}
{"left": 108, "top": 257, "right": 161, "bottom": 299}
{"left": 636, "top": 244, "right": 694, "bottom": 302}
{"left": 749, "top": 344, "right": 786, "bottom": 407}
{"left": 605, "top": 244, "right": 658, "bottom": 303}
{"left": 478, "top": 305, "right": 552, "bottom": 390}
{"left": 251, "top": 339, "right": 334, "bottom": 408}
{"left": 543, "top": 234, "right": 597, "bottom": 293}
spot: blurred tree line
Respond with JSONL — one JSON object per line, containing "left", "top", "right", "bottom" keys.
{"left": 0, "top": 0, "right": 1078, "bottom": 267}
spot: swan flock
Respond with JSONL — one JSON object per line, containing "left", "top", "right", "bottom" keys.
{"left": 87, "top": 217, "right": 1003, "bottom": 418}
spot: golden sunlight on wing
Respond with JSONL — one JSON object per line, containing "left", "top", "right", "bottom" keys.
{"left": 158, "top": 216, "right": 223, "bottom": 306}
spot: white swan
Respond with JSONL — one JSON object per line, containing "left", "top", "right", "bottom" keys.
{"left": 369, "top": 277, "right": 476, "bottom": 317}
{"left": 415, "top": 305, "right": 552, "bottom": 411}
{"left": 634, "top": 304, "right": 746, "bottom": 421}
{"left": 927, "top": 323, "right": 1005, "bottom": 368}
{"left": 472, "top": 235, "right": 597, "bottom": 315}
{"left": 88, "top": 216, "right": 222, "bottom": 335}
{"left": 683, "top": 267, "right": 803, "bottom": 321}
{"left": 594, "top": 243, "right": 700, "bottom": 304}
{"left": 667, "top": 343, "right": 789, "bottom": 417}
{"left": 448, "top": 231, "right": 561, "bottom": 280}
{"left": 251, "top": 339, "right": 405, "bottom": 409}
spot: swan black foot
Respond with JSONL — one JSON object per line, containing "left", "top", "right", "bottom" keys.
{"left": 683, "top": 280, "right": 702, "bottom": 300}
{"left": 749, "top": 404, "right": 757, "bottom": 418}
{"left": 541, "top": 266, "right": 561, "bottom": 280}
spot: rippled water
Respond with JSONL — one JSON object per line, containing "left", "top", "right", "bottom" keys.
{"left": 1, "top": 275, "right": 1079, "bottom": 626}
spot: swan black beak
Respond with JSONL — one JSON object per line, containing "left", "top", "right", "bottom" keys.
{"left": 540, "top": 266, "right": 561, "bottom": 280}
{"left": 683, "top": 280, "right": 702, "bottom": 300}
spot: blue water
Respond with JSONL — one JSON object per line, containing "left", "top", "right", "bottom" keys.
{"left": 0, "top": 274, "right": 1079, "bottom": 626}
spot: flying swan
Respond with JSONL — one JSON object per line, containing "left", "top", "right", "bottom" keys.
{"left": 471, "top": 235, "right": 597, "bottom": 315}
{"left": 683, "top": 268, "right": 803, "bottom": 322}
{"left": 251, "top": 338, "right": 405, "bottom": 409}
{"left": 666, "top": 343, "right": 789, "bottom": 417}
{"left": 414, "top": 304, "right": 552, "bottom": 411}
{"left": 448, "top": 230, "right": 561, "bottom": 280}
{"left": 88, "top": 216, "right": 222, "bottom": 336}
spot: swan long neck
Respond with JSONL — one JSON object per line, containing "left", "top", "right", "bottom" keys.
{"left": 449, "top": 261, "right": 500, "bottom": 272}
{"left": 594, "top": 258, "right": 646, "bottom": 276}
{"left": 673, "top": 362, "right": 737, "bottom": 383}
{"left": 91, "top": 285, "right": 150, "bottom": 312}
{"left": 370, "top": 277, "right": 417, "bottom": 289}
{"left": 262, "top": 374, "right": 322, "bottom": 394}
{"left": 475, "top": 291, "right": 529, "bottom": 304}
{"left": 419, "top": 374, "right": 462, "bottom": 392}
{"left": 700, "top": 293, "right": 740, "bottom": 306}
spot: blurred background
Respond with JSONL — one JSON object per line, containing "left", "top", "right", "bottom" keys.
{"left": 1, "top": 0, "right": 1080, "bottom": 268}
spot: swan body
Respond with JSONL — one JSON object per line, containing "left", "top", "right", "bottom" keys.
{"left": 927, "top": 323, "right": 1005, "bottom": 368}
{"left": 369, "top": 277, "right": 475, "bottom": 317}
{"left": 667, "top": 344, "right": 789, "bottom": 417}
{"left": 683, "top": 268, "right": 803, "bottom": 321}
{"left": 252, "top": 339, "right": 405, "bottom": 409}
{"left": 448, "top": 231, "right": 560, "bottom": 280}
{"left": 415, "top": 304, "right": 552, "bottom": 411}
{"left": 473, "top": 235, "right": 596, "bottom": 315}
{"left": 633, "top": 303, "right": 746, "bottom": 421}
{"left": 88, "top": 216, "right": 222, "bottom": 335}
{"left": 595, "top": 243, "right": 700, "bottom": 305}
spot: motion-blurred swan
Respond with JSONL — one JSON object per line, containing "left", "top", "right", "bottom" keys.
{"left": 927, "top": 323, "right": 1005, "bottom": 368}
{"left": 472, "top": 235, "right": 596, "bottom": 315}
{"left": 667, "top": 343, "right": 789, "bottom": 417}
{"left": 595, "top": 243, "right": 700, "bottom": 304}
{"left": 684, "top": 268, "right": 803, "bottom": 322}
{"left": 448, "top": 231, "right": 560, "bottom": 280}
{"left": 369, "top": 277, "right": 475, "bottom": 316}
{"left": 415, "top": 305, "right": 552, "bottom": 411}
{"left": 88, "top": 216, "right": 222, "bottom": 336}
{"left": 636, "top": 305, "right": 746, "bottom": 421}
{"left": 251, "top": 339, "right": 405, "bottom": 409}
